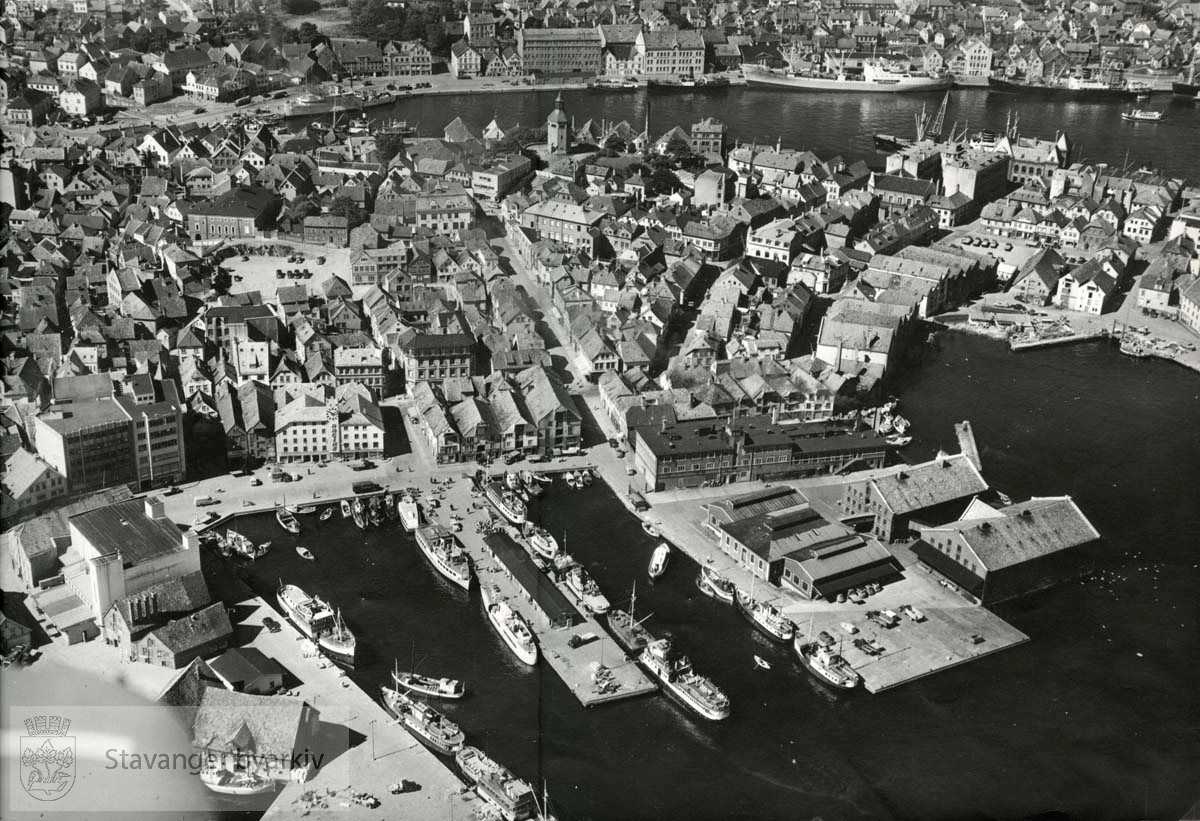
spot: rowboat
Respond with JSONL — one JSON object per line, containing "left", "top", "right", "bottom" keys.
{"left": 319, "top": 507, "right": 335, "bottom": 521}
{"left": 297, "top": 546, "right": 315, "bottom": 561}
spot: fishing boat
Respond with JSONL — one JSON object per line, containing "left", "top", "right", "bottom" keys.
{"left": 795, "top": 637, "right": 860, "bottom": 690}
{"left": 565, "top": 471, "right": 579, "bottom": 489}
{"left": 527, "top": 526, "right": 560, "bottom": 560}
{"left": 352, "top": 498, "right": 368, "bottom": 530}
{"left": 226, "top": 529, "right": 256, "bottom": 559}
{"left": 384, "top": 493, "right": 398, "bottom": 520}
{"left": 886, "top": 434, "right": 913, "bottom": 447}
{"left": 735, "top": 588, "right": 796, "bottom": 643}
{"left": 347, "top": 116, "right": 370, "bottom": 135}
{"left": 296, "top": 546, "right": 315, "bottom": 561}
{"left": 289, "top": 504, "right": 317, "bottom": 515}
{"left": 368, "top": 496, "right": 384, "bottom": 526}
{"left": 256, "top": 541, "right": 272, "bottom": 558}
{"left": 276, "top": 583, "right": 356, "bottom": 665}
{"left": 481, "top": 584, "right": 538, "bottom": 665}
{"left": 754, "top": 655, "right": 771, "bottom": 670}
{"left": 319, "top": 506, "right": 334, "bottom": 521}
{"left": 199, "top": 768, "right": 275, "bottom": 796}
{"left": 380, "top": 686, "right": 464, "bottom": 755}
{"left": 696, "top": 566, "right": 736, "bottom": 604}
{"left": 341, "top": 500, "right": 352, "bottom": 518}
{"left": 579, "top": 469, "right": 593, "bottom": 487}
{"left": 455, "top": 747, "right": 539, "bottom": 821}
{"left": 415, "top": 524, "right": 473, "bottom": 590}
{"left": 397, "top": 495, "right": 420, "bottom": 531}
{"left": 648, "top": 543, "right": 670, "bottom": 579}
{"left": 641, "top": 521, "right": 660, "bottom": 538}
{"left": 639, "top": 638, "right": 730, "bottom": 721}
{"left": 891, "top": 415, "right": 910, "bottom": 435}
{"left": 484, "top": 482, "right": 526, "bottom": 526}
{"left": 607, "top": 581, "right": 653, "bottom": 652}
{"left": 276, "top": 507, "right": 300, "bottom": 534}
{"left": 1121, "top": 108, "right": 1166, "bottom": 122}
{"left": 392, "top": 668, "right": 466, "bottom": 700}
{"left": 564, "top": 564, "right": 610, "bottom": 615}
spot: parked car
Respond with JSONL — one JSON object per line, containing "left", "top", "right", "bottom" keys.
{"left": 504, "top": 451, "right": 524, "bottom": 464}
{"left": 163, "top": 485, "right": 181, "bottom": 496}
{"left": 263, "top": 617, "right": 282, "bottom": 633}
{"left": 250, "top": 477, "right": 262, "bottom": 486}
{"left": 193, "top": 496, "right": 219, "bottom": 507}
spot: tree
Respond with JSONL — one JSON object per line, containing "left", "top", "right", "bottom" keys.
{"left": 330, "top": 194, "right": 368, "bottom": 228}
{"left": 298, "top": 22, "right": 319, "bottom": 42}
{"left": 604, "top": 134, "right": 628, "bottom": 154}
{"left": 374, "top": 131, "right": 407, "bottom": 164}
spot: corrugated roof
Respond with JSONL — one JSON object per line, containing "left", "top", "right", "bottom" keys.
{"left": 869, "top": 454, "right": 987, "bottom": 515}
{"left": 70, "top": 498, "right": 185, "bottom": 566}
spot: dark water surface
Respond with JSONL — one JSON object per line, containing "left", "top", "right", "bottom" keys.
{"left": 369, "top": 86, "right": 1200, "bottom": 172}
{"left": 226, "top": 334, "right": 1200, "bottom": 820}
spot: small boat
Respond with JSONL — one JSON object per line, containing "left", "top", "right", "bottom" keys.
{"left": 289, "top": 504, "right": 317, "bottom": 515}
{"left": 641, "top": 521, "right": 660, "bottom": 538}
{"left": 696, "top": 566, "right": 736, "bottom": 604}
{"left": 648, "top": 543, "right": 670, "bottom": 579}
{"left": 885, "top": 434, "right": 913, "bottom": 447}
{"left": 754, "top": 655, "right": 771, "bottom": 670}
{"left": 527, "top": 526, "right": 560, "bottom": 560}
{"left": 276, "top": 507, "right": 300, "bottom": 534}
{"left": 297, "top": 546, "right": 315, "bottom": 561}
{"left": 341, "top": 500, "right": 352, "bottom": 518}
{"left": 368, "top": 496, "right": 384, "bottom": 526}
{"left": 392, "top": 669, "right": 466, "bottom": 700}
{"left": 532, "top": 472, "right": 553, "bottom": 485}
{"left": 199, "top": 767, "right": 275, "bottom": 796}
{"left": 352, "top": 498, "right": 368, "bottom": 530}
{"left": 891, "top": 415, "right": 910, "bottom": 435}
{"left": 580, "top": 469, "right": 593, "bottom": 487}
{"left": 565, "top": 471, "right": 579, "bottom": 488}
{"left": 1121, "top": 108, "right": 1166, "bottom": 122}
{"left": 735, "top": 588, "right": 796, "bottom": 643}
{"left": 380, "top": 685, "right": 464, "bottom": 755}
{"left": 256, "top": 540, "right": 272, "bottom": 556}
{"left": 795, "top": 637, "right": 860, "bottom": 690}
{"left": 996, "top": 490, "right": 1014, "bottom": 506}
{"left": 607, "top": 581, "right": 653, "bottom": 652}
{"left": 384, "top": 493, "right": 398, "bottom": 520}
{"left": 397, "top": 495, "right": 421, "bottom": 531}
{"left": 319, "top": 506, "right": 335, "bottom": 521}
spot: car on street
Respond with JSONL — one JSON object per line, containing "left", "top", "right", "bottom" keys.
{"left": 504, "top": 452, "right": 524, "bottom": 464}
{"left": 163, "top": 485, "right": 181, "bottom": 496}
{"left": 250, "top": 477, "right": 262, "bottom": 486}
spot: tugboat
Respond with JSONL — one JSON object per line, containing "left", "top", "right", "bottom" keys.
{"left": 648, "top": 543, "right": 671, "bottom": 579}
{"left": 455, "top": 746, "right": 538, "bottom": 821}
{"left": 734, "top": 588, "right": 796, "bottom": 643}
{"left": 276, "top": 583, "right": 356, "bottom": 666}
{"left": 485, "top": 481, "right": 527, "bottom": 526}
{"left": 276, "top": 507, "right": 300, "bottom": 534}
{"left": 639, "top": 638, "right": 730, "bottom": 721}
{"left": 696, "top": 566, "right": 736, "bottom": 604}
{"left": 415, "top": 524, "right": 473, "bottom": 590}
{"left": 564, "top": 564, "right": 610, "bottom": 615}
{"left": 795, "top": 636, "right": 860, "bottom": 690}
{"left": 606, "top": 581, "right": 653, "bottom": 652}
{"left": 199, "top": 768, "right": 275, "bottom": 795}
{"left": 481, "top": 584, "right": 538, "bottom": 665}
{"left": 527, "top": 526, "right": 560, "bottom": 560}
{"left": 380, "top": 685, "right": 465, "bottom": 755}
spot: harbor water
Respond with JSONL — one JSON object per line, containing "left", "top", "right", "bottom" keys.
{"left": 361, "top": 86, "right": 1200, "bottom": 172}
{"left": 222, "top": 336, "right": 1199, "bottom": 821}
{"left": 236, "top": 92, "right": 1200, "bottom": 818}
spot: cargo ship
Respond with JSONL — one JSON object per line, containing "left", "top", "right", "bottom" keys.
{"left": 744, "top": 60, "right": 951, "bottom": 93}
{"left": 988, "top": 73, "right": 1136, "bottom": 99}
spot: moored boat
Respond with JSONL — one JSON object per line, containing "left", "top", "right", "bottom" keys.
{"left": 296, "top": 546, "right": 315, "bottom": 561}
{"left": 527, "top": 526, "right": 560, "bottom": 560}
{"left": 744, "top": 60, "right": 951, "bottom": 93}
{"left": 289, "top": 504, "right": 317, "bottom": 515}
{"left": 319, "top": 506, "right": 334, "bottom": 521}
{"left": 199, "top": 768, "right": 275, "bottom": 795}
{"left": 735, "top": 589, "right": 796, "bottom": 643}
{"left": 384, "top": 493, "right": 398, "bottom": 520}
{"left": 886, "top": 434, "right": 913, "bottom": 447}
{"left": 481, "top": 584, "right": 538, "bottom": 665}
{"left": 648, "top": 543, "right": 670, "bottom": 579}
{"left": 563, "top": 564, "right": 610, "bottom": 615}
{"left": 380, "top": 685, "right": 464, "bottom": 755}
{"left": 641, "top": 521, "right": 660, "bottom": 538}
{"left": 397, "top": 495, "right": 420, "bottom": 531}
{"left": 639, "top": 638, "right": 730, "bottom": 721}
{"left": 606, "top": 581, "right": 653, "bottom": 652}
{"left": 392, "top": 668, "right": 466, "bottom": 699}
{"left": 455, "top": 746, "right": 538, "bottom": 821}
{"left": 484, "top": 481, "right": 527, "bottom": 526}
{"left": 696, "top": 566, "right": 736, "bottom": 604}
{"left": 368, "top": 496, "right": 384, "bottom": 526}
{"left": 276, "top": 583, "right": 356, "bottom": 665}
{"left": 276, "top": 507, "right": 300, "bottom": 534}
{"left": 795, "top": 637, "right": 860, "bottom": 690}
{"left": 341, "top": 500, "right": 352, "bottom": 518}
{"left": 352, "top": 498, "right": 368, "bottom": 530}
{"left": 415, "top": 524, "right": 473, "bottom": 590}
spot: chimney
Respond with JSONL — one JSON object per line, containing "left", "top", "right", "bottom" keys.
{"left": 145, "top": 496, "right": 165, "bottom": 519}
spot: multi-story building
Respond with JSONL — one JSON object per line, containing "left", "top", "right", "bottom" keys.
{"left": 398, "top": 332, "right": 476, "bottom": 389}
{"left": 0, "top": 449, "right": 67, "bottom": 519}
{"left": 746, "top": 218, "right": 801, "bottom": 264}
{"left": 334, "top": 346, "right": 385, "bottom": 396}
{"left": 384, "top": 40, "right": 433, "bottom": 75}
{"left": 517, "top": 28, "right": 603, "bottom": 76}
{"left": 414, "top": 190, "right": 475, "bottom": 234}
{"left": 187, "top": 186, "right": 280, "bottom": 242}
{"left": 839, "top": 453, "right": 988, "bottom": 542}
{"left": 690, "top": 117, "right": 727, "bottom": 159}
{"left": 451, "top": 41, "right": 482, "bottom": 78}
{"left": 472, "top": 155, "right": 533, "bottom": 203}
{"left": 638, "top": 29, "right": 705, "bottom": 77}
{"left": 520, "top": 199, "right": 605, "bottom": 252}
{"left": 941, "top": 148, "right": 1009, "bottom": 207}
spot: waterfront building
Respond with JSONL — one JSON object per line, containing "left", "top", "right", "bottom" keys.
{"left": 181, "top": 688, "right": 320, "bottom": 783}
{"left": 384, "top": 40, "right": 433, "bottom": 75}
{"left": 101, "top": 571, "right": 231, "bottom": 668}
{"left": 1, "top": 448, "right": 67, "bottom": 519}
{"left": 1052, "top": 254, "right": 1125, "bottom": 315}
{"left": 451, "top": 40, "right": 483, "bottom": 78}
{"left": 914, "top": 496, "right": 1100, "bottom": 604}
{"left": 517, "top": 28, "right": 603, "bottom": 76}
{"left": 1178, "top": 277, "right": 1200, "bottom": 335}
{"left": 209, "top": 648, "right": 286, "bottom": 695}
{"left": 398, "top": 332, "right": 476, "bottom": 390}
{"left": 599, "top": 24, "right": 642, "bottom": 76}
{"left": 839, "top": 453, "right": 989, "bottom": 543}
{"left": 638, "top": 28, "right": 706, "bottom": 77}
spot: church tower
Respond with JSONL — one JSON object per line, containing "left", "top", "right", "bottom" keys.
{"left": 546, "top": 92, "right": 570, "bottom": 155}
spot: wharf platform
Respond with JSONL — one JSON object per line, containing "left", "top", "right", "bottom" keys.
{"left": 472, "top": 533, "right": 657, "bottom": 707}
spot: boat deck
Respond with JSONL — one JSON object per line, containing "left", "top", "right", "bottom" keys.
{"left": 475, "top": 534, "right": 658, "bottom": 707}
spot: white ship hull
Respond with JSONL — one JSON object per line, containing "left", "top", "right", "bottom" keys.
{"left": 482, "top": 585, "right": 538, "bottom": 666}
{"left": 744, "top": 67, "right": 952, "bottom": 93}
